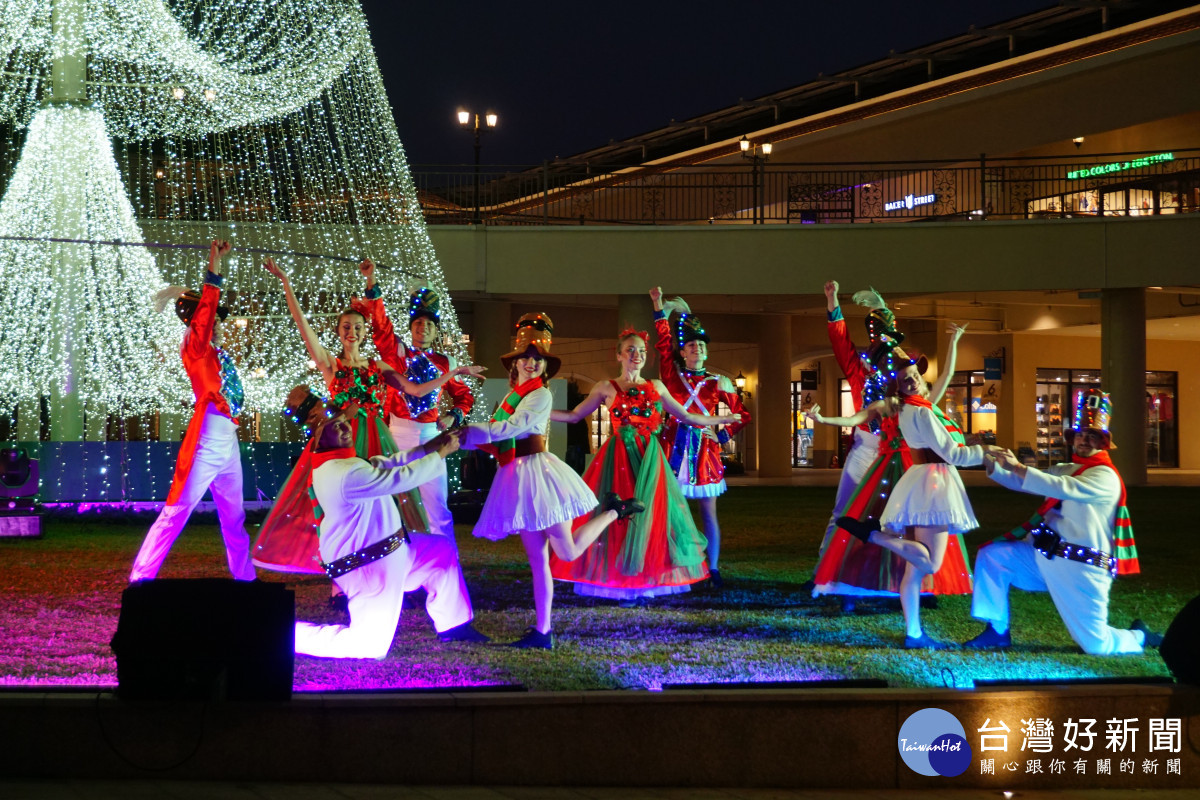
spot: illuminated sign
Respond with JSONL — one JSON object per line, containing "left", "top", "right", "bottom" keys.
{"left": 1067, "top": 152, "right": 1174, "bottom": 180}
{"left": 884, "top": 193, "right": 936, "bottom": 212}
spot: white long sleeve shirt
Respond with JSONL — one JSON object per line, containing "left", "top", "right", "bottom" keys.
{"left": 898, "top": 404, "right": 983, "bottom": 468}
{"left": 311, "top": 449, "right": 443, "bottom": 564}
{"left": 988, "top": 459, "right": 1121, "bottom": 553}
{"left": 463, "top": 386, "right": 550, "bottom": 448}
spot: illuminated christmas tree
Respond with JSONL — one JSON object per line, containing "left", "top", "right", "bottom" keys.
{"left": 0, "top": 1, "right": 469, "bottom": 493}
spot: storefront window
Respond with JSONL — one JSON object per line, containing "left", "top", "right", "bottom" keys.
{"left": 1034, "top": 369, "right": 1177, "bottom": 468}
{"left": 1147, "top": 371, "right": 1177, "bottom": 468}
{"left": 1027, "top": 168, "right": 1200, "bottom": 218}
{"left": 589, "top": 404, "right": 611, "bottom": 453}
{"left": 790, "top": 381, "right": 817, "bottom": 467}
{"left": 941, "top": 372, "right": 998, "bottom": 448}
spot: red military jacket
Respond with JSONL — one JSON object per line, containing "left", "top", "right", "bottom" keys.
{"left": 166, "top": 273, "right": 238, "bottom": 505}
{"left": 356, "top": 294, "right": 473, "bottom": 424}
{"left": 827, "top": 307, "right": 874, "bottom": 433}
{"left": 653, "top": 315, "right": 750, "bottom": 470}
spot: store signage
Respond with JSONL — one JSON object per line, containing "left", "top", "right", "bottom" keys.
{"left": 884, "top": 192, "right": 936, "bottom": 212}
{"left": 1067, "top": 152, "right": 1174, "bottom": 180}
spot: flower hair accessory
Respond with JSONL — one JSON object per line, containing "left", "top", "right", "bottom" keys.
{"left": 617, "top": 327, "right": 649, "bottom": 343}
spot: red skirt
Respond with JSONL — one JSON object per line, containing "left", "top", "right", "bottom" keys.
{"left": 551, "top": 429, "right": 708, "bottom": 593}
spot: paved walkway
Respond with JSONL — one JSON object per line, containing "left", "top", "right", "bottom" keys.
{"left": 3, "top": 784, "right": 1198, "bottom": 799}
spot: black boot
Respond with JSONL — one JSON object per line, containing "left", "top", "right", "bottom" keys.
{"left": 603, "top": 491, "right": 645, "bottom": 521}
{"left": 836, "top": 516, "right": 880, "bottom": 544}
{"left": 1131, "top": 619, "right": 1163, "bottom": 649}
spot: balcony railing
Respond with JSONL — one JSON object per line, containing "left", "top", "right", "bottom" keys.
{"left": 411, "top": 149, "right": 1200, "bottom": 226}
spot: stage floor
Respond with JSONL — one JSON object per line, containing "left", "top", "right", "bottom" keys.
{"left": 1, "top": 684, "right": 1197, "bottom": 791}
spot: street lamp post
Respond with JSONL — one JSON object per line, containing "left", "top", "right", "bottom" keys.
{"left": 457, "top": 109, "right": 498, "bottom": 224}
{"left": 740, "top": 136, "right": 772, "bottom": 224}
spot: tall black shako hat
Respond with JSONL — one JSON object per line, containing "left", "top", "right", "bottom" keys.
{"left": 661, "top": 296, "right": 710, "bottom": 350}
{"left": 408, "top": 287, "right": 441, "bottom": 327}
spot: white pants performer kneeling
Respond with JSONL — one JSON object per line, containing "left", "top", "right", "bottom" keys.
{"left": 293, "top": 398, "right": 486, "bottom": 659}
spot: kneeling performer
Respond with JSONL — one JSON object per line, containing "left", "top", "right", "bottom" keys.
{"left": 292, "top": 389, "right": 487, "bottom": 659}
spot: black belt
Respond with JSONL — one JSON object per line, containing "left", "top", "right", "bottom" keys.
{"left": 323, "top": 529, "right": 409, "bottom": 579}
{"left": 1030, "top": 524, "right": 1118, "bottom": 577}
{"left": 909, "top": 447, "right": 947, "bottom": 465}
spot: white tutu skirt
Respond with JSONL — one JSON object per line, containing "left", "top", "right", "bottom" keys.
{"left": 880, "top": 463, "right": 979, "bottom": 534}
{"left": 473, "top": 452, "right": 598, "bottom": 540}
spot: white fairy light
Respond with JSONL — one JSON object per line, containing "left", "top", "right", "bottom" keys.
{"left": 0, "top": 1, "right": 476, "bottom": 500}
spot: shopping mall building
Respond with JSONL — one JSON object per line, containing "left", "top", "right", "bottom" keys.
{"left": 416, "top": 1, "right": 1200, "bottom": 486}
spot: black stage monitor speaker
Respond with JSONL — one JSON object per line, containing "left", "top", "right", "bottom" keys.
{"left": 1160, "top": 593, "right": 1200, "bottom": 687}
{"left": 111, "top": 578, "right": 295, "bottom": 701}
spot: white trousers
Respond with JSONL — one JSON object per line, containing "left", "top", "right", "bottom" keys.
{"left": 971, "top": 539, "right": 1143, "bottom": 655}
{"left": 817, "top": 429, "right": 879, "bottom": 557}
{"left": 390, "top": 417, "right": 455, "bottom": 542}
{"left": 294, "top": 532, "right": 473, "bottom": 659}
{"left": 130, "top": 408, "right": 256, "bottom": 582}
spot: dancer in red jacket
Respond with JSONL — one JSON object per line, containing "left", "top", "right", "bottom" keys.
{"left": 353, "top": 259, "right": 474, "bottom": 543}
{"left": 130, "top": 240, "right": 256, "bottom": 582}
{"left": 650, "top": 287, "right": 750, "bottom": 589}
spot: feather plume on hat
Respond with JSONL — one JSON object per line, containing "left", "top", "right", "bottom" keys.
{"left": 661, "top": 296, "right": 692, "bottom": 318}
{"left": 153, "top": 286, "right": 189, "bottom": 314}
{"left": 851, "top": 287, "right": 888, "bottom": 312}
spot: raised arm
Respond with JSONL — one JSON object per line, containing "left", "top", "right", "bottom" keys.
{"left": 550, "top": 380, "right": 612, "bottom": 424}
{"left": 380, "top": 360, "right": 485, "bottom": 398}
{"left": 929, "top": 323, "right": 967, "bottom": 404}
{"left": 650, "top": 287, "right": 678, "bottom": 385}
{"left": 353, "top": 259, "right": 402, "bottom": 367}
{"left": 825, "top": 280, "right": 869, "bottom": 386}
{"left": 184, "top": 240, "right": 230, "bottom": 359}
{"left": 262, "top": 257, "right": 336, "bottom": 380}
{"left": 652, "top": 379, "right": 740, "bottom": 426}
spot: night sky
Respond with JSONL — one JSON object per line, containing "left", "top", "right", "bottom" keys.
{"left": 360, "top": 1, "right": 1055, "bottom": 167}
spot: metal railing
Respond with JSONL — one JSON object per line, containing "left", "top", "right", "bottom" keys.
{"left": 411, "top": 149, "right": 1200, "bottom": 226}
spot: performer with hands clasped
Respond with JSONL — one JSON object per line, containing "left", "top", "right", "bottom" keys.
{"left": 461, "top": 313, "right": 644, "bottom": 649}
{"left": 832, "top": 326, "right": 1007, "bottom": 649}
{"left": 966, "top": 389, "right": 1155, "bottom": 655}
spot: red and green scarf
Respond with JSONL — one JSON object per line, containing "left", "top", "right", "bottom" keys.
{"left": 477, "top": 378, "right": 542, "bottom": 467}
{"left": 903, "top": 394, "right": 966, "bottom": 445}
{"left": 308, "top": 446, "right": 357, "bottom": 522}
{"left": 986, "top": 450, "right": 1139, "bottom": 575}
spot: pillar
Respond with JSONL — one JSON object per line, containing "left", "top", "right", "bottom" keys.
{"left": 757, "top": 314, "right": 792, "bottom": 478}
{"left": 1101, "top": 288, "right": 1146, "bottom": 485}
{"left": 616, "top": 294, "right": 654, "bottom": 343}
{"left": 471, "top": 300, "right": 512, "bottom": 373}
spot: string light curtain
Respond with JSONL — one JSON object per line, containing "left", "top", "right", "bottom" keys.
{"left": 0, "top": 1, "right": 471, "bottom": 484}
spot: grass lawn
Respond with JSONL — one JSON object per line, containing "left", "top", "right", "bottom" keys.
{"left": 0, "top": 485, "right": 1191, "bottom": 692}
